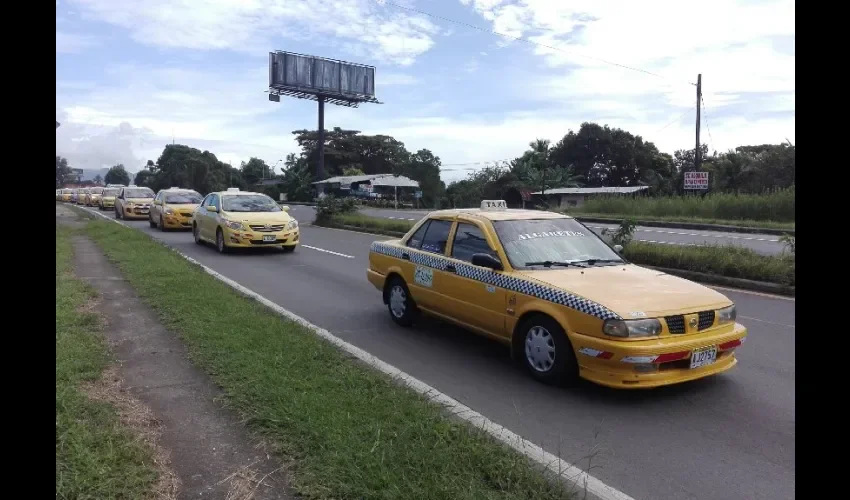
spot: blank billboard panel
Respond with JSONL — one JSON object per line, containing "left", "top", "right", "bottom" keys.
{"left": 269, "top": 51, "right": 377, "bottom": 105}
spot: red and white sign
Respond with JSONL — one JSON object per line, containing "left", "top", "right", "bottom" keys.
{"left": 684, "top": 171, "right": 709, "bottom": 190}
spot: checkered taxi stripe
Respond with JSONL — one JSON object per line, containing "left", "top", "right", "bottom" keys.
{"left": 370, "top": 242, "right": 621, "bottom": 321}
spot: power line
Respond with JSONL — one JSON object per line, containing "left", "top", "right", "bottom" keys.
{"left": 655, "top": 108, "right": 691, "bottom": 134}
{"left": 376, "top": 0, "right": 687, "bottom": 85}
{"left": 700, "top": 95, "right": 715, "bottom": 151}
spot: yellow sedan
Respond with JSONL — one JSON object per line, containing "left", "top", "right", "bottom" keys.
{"left": 150, "top": 188, "right": 203, "bottom": 231}
{"left": 366, "top": 200, "right": 747, "bottom": 389}
{"left": 192, "top": 188, "right": 299, "bottom": 253}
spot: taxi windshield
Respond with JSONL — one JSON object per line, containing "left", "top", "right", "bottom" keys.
{"left": 165, "top": 192, "right": 202, "bottom": 204}
{"left": 103, "top": 188, "right": 120, "bottom": 196}
{"left": 124, "top": 188, "right": 154, "bottom": 198}
{"left": 221, "top": 194, "right": 281, "bottom": 212}
{"left": 492, "top": 218, "right": 623, "bottom": 269}
{"left": 90, "top": 188, "right": 103, "bottom": 194}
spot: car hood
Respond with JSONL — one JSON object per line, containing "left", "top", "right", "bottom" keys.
{"left": 516, "top": 264, "right": 732, "bottom": 318}
{"left": 102, "top": 196, "right": 115, "bottom": 200}
{"left": 221, "top": 210, "right": 292, "bottom": 223}
{"left": 126, "top": 197, "right": 153, "bottom": 204}
{"left": 166, "top": 203, "right": 199, "bottom": 211}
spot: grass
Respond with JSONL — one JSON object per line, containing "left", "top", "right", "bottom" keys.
{"left": 317, "top": 214, "right": 794, "bottom": 285}
{"left": 56, "top": 225, "right": 160, "bottom": 499}
{"left": 623, "top": 242, "right": 795, "bottom": 286}
{"left": 570, "top": 213, "right": 795, "bottom": 231}
{"left": 565, "top": 188, "right": 795, "bottom": 226}
{"left": 81, "top": 218, "right": 575, "bottom": 500}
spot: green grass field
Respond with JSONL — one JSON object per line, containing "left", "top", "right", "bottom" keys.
{"left": 81, "top": 218, "right": 575, "bottom": 500}
{"left": 571, "top": 213, "right": 795, "bottom": 231}
{"left": 566, "top": 188, "right": 795, "bottom": 227}
{"left": 56, "top": 226, "right": 160, "bottom": 499}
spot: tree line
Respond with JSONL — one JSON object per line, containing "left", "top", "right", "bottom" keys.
{"left": 56, "top": 122, "right": 794, "bottom": 208}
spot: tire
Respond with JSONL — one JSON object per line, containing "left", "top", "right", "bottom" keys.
{"left": 216, "top": 228, "right": 229, "bottom": 254}
{"left": 149, "top": 214, "right": 156, "bottom": 228}
{"left": 281, "top": 245, "right": 296, "bottom": 253}
{"left": 193, "top": 224, "right": 203, "bottom": 245}
{"left": 385, "top": 277, "right": 418, "bottom": 327}
{"left": 159, "top": 216, "right": 167, "bottom": 232}
{"left": 516, "top": 314, "right": 578, "bottom": 386}
{"left": 115, "top": 206, "right": 121, "bottom": 219}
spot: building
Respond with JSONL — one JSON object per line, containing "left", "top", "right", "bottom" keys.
{"left": 312, "top": 174, "right": 420, "bottom": 201}
{"left": 532, "top": 186, "right": 650, "bottom": 209}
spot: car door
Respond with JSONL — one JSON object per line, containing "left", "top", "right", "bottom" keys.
{"left": 403, "top": 218, "right": 454, "bottom": 313}
{"left": 441, "top": 220, "right": 508, "bottom": 339}
{"left": 116, "top": 188, "right": 125, "bottom": 212}
{"left": 151, "top": 192, "right": 162, "bottom": 220}
{"left": 200, "top": 194, "right": 220, "bottom": 240}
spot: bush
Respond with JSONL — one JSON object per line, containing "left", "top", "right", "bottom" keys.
{"left": 571, "top": 187, "right": 795, "bottom": 223}
{"left": 315, "top": 195, "right": 357, "bottom": 224}
{"left": 601, "top": 219, "right": 636, "bottom": 247}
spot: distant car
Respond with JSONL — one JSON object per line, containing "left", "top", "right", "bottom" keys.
{"left": 85, "top": 187, "right": 104, "bottom": 206}
{"left": 114, "top": 186, "right": 155, "bottom": 220}
{"left": 70, "top": 189, "right": 80, "bottom": 204}
{"left": 61, "top": 188, "right": 73, "bottom": 202}
{"left": 99, "top": 187, "right": 120, "bottom": 210}
{"left": 149, "top": 188, "right": 203, "bottom": 231}
{"left": 192, "top": 188, "right": 299, "bottom": 253}
{"left": 366, "top": 200, "right": 747, "bottom": 389}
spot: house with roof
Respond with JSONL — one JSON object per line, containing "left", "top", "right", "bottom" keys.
{"left": 532, "top": 186, "right": 650, "bottom": 209}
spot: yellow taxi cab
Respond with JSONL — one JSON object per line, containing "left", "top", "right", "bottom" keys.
{"left": 99, "top": 187, "right": 120, "bottom": 210}
{"left": 77, "top": 188, "right": 90, "bottom": 205}
{"left": 366, "top": 200, "right": 747, "bottom": 389}
{"left": 60, "top": 188, "right": 73, "bottom": 202}
{"left": 85, "top": 186, "right": 104, "bottom": 206}
{"left": 149, "top": 188, "right": 203, "bottom": 231}
{"left": 71, "top": 188, "right": 81, "bottom": 204}
{"left": 114, "top": 186, "right": 155, "bottom": 220}
{"left": 192, "top": 188, "right": 299, "bottom": 253}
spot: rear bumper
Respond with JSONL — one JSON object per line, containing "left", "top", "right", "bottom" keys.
{"left": 571, "top": 322, "right": 747, "bottom": 389}
{"left": 367, "top": 269, "right": 385, "bottom": 294}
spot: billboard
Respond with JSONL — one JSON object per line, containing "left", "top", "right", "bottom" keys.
{"left": 684, "top": 171, "right": 709, "bottom": 190}
{"left": 269, "top": 51, "right": 378, "bottom": 106}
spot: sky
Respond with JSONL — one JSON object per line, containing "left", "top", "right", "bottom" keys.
{"left": 56, "top": 0, "right": 795, "bottom": 183}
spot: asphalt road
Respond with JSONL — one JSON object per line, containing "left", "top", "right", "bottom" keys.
{"left": 302, "top": 206, "right": 786, "bottom": 255}
{"left": 78, "top": 206, "right": 796, "bottom": 500}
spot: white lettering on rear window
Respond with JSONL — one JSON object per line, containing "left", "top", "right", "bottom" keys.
{"left": 517, "top": 230, "right": 585, "bottom": 241}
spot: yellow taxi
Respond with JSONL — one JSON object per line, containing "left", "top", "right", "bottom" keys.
{"left": 77, "top": 188, "right": 90, "bottom": 205}
{"left": 192, "top": 188, "right": 299, "bottom": 253}
{"left": 114, "top": 186, "right": 155, "bottom": 220}
{"left": 366, "top": 200, "right": 747, "bottom": 389}
{"left": 99, "top": 187, "right": 120, "bottom": 210}
{"left": 60, "top": 188, "right": 73, "bottom": 202}
{"left": 84, "top": 187, "right": 104, "bottom": 206}
{"left": 149, "top": 188, "right": 203, "bottom": 231}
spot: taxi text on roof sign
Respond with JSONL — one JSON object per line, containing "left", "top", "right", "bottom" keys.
{"left": 481, "top": 200, "right": 507, "bottom": 210}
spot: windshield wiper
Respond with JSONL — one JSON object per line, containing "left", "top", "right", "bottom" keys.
{"left": 524, "top": 260, "right": 586, "bottom": 268}
{"left": 568, "top": 258, "right": 625, "bottom": 266}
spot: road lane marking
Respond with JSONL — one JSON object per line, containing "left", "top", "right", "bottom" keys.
{"left": 73, "top": 203, "right": 634, "bottom": 500}
{"left": 739, "top": 315, "right": 795, "bottom": 328}
{"left": 302, "top": 245, "right": 355, "bottom": 259}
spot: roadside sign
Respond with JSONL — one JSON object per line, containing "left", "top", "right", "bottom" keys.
{"left": 684, "top": 171, "right": 709, "bottom": 190}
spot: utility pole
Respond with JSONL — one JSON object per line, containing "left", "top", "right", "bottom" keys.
{"left": 694, "top": 73, "right": 702, "bottom": 171}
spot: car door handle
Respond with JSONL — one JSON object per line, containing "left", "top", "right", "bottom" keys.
{"left": 445, "top": 264, "right": 456, "bottom": 273}
{"left": 402, "top": 253, "right": 410, "bottom": 260}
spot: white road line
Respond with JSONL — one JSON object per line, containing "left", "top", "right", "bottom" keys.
{"left": 73, "top": 204, "right": 633, "bottom": 500}
{"left": 739, "top": 315, "right": 796, "bottom": 328}
{"left": 301, "top": 245, "right": 355, "bottom": 259}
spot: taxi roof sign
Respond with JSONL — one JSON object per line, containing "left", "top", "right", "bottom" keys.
{"left": 480, "top": 200, "right": 507, "bottom": 210}
{"left": 226, "top": 187, "right": 240, "bottom": 192}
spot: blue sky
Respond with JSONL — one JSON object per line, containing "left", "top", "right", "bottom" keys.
{"left": 56, "top": 0, "right": 795, "bottom": 182}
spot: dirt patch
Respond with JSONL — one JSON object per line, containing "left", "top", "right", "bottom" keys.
{"left": 83, "top": 365, "right": 181, "bottom": 500}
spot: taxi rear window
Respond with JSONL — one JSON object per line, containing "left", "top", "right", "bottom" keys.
{"left": 407, "top": 219, "right": 452, "bottom": 255}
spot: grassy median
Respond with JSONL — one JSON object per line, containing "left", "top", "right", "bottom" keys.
{"left": 314, "top": 214, "right": 795, "bottom": 286}
{"left": 82, "top": 218, "right": 574, "bottom": 500}
{"left": 568, "top": 212, "right": 795, "bottom": 231}
{"left": 56, "top": 226, "right": 160, "bottom": 499}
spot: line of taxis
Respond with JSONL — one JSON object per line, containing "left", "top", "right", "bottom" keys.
{"left": 57, "top": 185, "right": 300, "bottom": 253}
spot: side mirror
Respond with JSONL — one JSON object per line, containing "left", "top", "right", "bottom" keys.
{"left": 614, "top": 244, "right": 623, "bottom": 253}
{"left": 281, "top": 205, "right": 290, "bottom": 212}
{"left": 208, "top": 205, "right": 219, "bottom": 213}
{"left": 153, "top": 200, "right": 162, "bottom": 206}
{"left": 471, "top": 253, "right": 503, "bottom": 271}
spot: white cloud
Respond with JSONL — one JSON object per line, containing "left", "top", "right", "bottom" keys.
{"left": 56, "top": 31, "right": 98, "bottom": 53}
{"left": 68, "top": 0, "right": 440, "bottom": 65}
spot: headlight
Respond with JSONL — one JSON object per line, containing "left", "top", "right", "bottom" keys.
{"left": 603, "top": 318, "right": 662, "bottom": 338}
{"left": 164, "top": 207, "right": 175, "bottom": 215}
{"left": 127, "top": 202, "right": 135, "bottom": 208}
{"left": 219, "top": 218, "right": 244, "bottom": 230}
{"left": 286, "top": 219, "right": 298, "bottom": 230}
{"left": 717, "top": 304, "right": 736, "bottom": 324}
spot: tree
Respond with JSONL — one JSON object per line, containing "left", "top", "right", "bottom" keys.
{"left": 280, "top": 153, "right": 313, "bottom": 202}
{"left": 343, "top": 167, "right": 365, "bottom": 176}
{"left": 104, "top": 164, "right": 131, "bottom": 186}
{"left": 147, "top": 144, "right": 239, "bottom": 194}
{"left": 56, "top": 156, "right": 73, "bottom": 188}
{"left": 93, "top": 174, "right": 104, "bottom": 185}
{"left": 240, "top": 157, "right": 274, "bottom": 186}
{"left": 399, "top": 149, "right": 445, "bottom": 208}
{"left": 134, "top": 169, "right": 155, "bottom": 187}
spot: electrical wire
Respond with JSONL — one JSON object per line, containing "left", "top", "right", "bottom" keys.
{"left": 375, "top": 0, "right": 688, "bottom": 85}
{"left": 700, "top": 95, "right": 715, "bottom": 152}
{"left": 655, "top": 108, "right": 691, "bottom": 134}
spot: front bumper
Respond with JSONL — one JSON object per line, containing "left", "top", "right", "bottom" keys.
{"left": 222, "top": 226, "right": 300, "bottom": 248}
{"left": 161, "top": 213, "right": 194, "bottom": 229}
{"left": 101, "top": 198, "right": 115, "bottom": 208}
{"left": 122, "top": 205, "right": 151, "bottom": 219}
{"left": 572, "top": 322, "right": 747, "bottom": 389}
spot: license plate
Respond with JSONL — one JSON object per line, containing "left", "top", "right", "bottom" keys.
{"left": 690, "top": 346, "right": 717, "bottom": 369}
{"left": 263, "top": 235, "right": 276, "bottom": 242}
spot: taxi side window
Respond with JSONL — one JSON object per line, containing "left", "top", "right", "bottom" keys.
{"left": 451, "top": 223, "right": 497, "bottom": 263}
{"left": 419, "top": 219, "right": 452, "bottom": 255}
{"left": 206, "top": 194, "right": 219, "bottom": 210}
{"left": 406, "top": 220, "right": 431, "bottom": 249}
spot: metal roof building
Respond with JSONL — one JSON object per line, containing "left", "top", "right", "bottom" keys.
{"left": 312, "top": 173, "right": 420, "bottom": 188}
{"left": 532, "top": 185, "right": 650, "bottom": 209}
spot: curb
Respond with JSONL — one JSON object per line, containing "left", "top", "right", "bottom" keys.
{"left": 641, "top": 265, "right": 794, "bottom": 297}
{"left": 571, "top": 216, "right": 794, "bottom": 236}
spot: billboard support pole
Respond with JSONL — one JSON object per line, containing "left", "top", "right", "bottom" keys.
{"left": 317, "top": 96, "right": 326, "bottom": 180}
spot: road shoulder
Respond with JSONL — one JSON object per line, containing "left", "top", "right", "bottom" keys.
{"left": 63, "top": 209, "right": 293, "bottom": 499}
